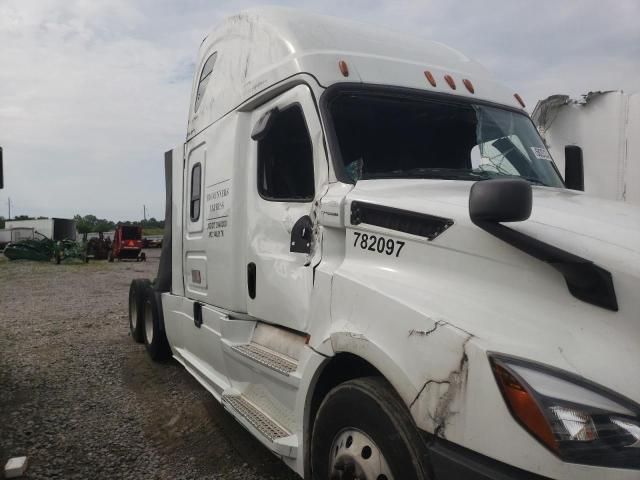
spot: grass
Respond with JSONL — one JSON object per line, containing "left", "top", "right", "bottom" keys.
{"left": 143, "top": 228, "right": 164, "bottom": 236}
{"left": 0, "top": 250, "right": 109, "bottom": 275}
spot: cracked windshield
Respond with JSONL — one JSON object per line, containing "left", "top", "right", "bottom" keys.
{"left": 330, "top": 92, "right": 564, "bottom": 187}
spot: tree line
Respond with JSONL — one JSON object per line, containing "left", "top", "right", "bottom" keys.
{"left": 0, "top": 215, "right": 164, "bottom": 233}
{"left": 74, "top": 215, "right": 165, "bottom": 234}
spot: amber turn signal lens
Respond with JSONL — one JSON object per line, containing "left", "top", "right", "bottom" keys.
{"left": 338, "top": 60, "right": 349, "bottom": 77}
{"left": 492, "top": 362, "right": 558, "bottom": 453}
{"left": 424, "top": 70, "right": 437, "bottom": 87}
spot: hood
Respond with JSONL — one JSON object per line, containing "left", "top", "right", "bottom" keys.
{"left": 346, "top": 179, "right": 640, "bottom": 276}
{"left": 343, "top": 179, "right": 640, "bottom": 402}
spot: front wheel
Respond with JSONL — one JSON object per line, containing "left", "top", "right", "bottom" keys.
{"left": 311, "top": 377, "right": 430, "bottom": 480}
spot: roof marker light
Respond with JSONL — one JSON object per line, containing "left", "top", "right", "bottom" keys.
{"left": 424, "top": 70, "right": 437, "bottom": 87}
{"left": 514, "top": 93, "right": 526, "bottom": 108}
{"left": 444, "top": 74, "right": 456, "bottom": 90}
{"left": 463, "top": 78, "right": 475, "bottom": 94}
{"left": 338, "top": 60, "right": 349, "bottom": 77}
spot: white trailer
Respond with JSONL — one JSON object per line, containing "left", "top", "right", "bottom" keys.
{"left": 127, "top": 8, "right": 640, "bottom": 480}
{"left": 0, "top": 227, "right": 35, "bottom": 248}
{"left": 532, "top": 90, "right": 640, "bottom": 205}
{"left": 4, "top": 218, "right": 76, "bottom": 241}
{"left": 0, "top": 229, "right": 10, "bottom": 248}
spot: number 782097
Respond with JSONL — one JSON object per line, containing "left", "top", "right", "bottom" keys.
{"left": 352, "top": 231, "right": 405, "bottom": 257}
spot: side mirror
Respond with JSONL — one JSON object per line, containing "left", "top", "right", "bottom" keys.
{"left": 564, "top": 145, "right": 584, "bottom": 191}
{"left": 0, "top": 146, "right": 4, "bottom": 189}
{"left": 469, "top": 178, "right": 532, "bottom": 224}
{"left": 251, "top": 108, "right": 279, "bottom": 141}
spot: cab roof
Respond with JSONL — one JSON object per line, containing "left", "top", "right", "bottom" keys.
{"left": 188, "top": 7, "right": 524, "bottom": 138}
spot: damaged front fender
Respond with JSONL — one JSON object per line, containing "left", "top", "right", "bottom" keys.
{"left": 409, "top": 324, "right": 474, "bottom": 439}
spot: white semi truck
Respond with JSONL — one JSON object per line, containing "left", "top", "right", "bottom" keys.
{"left": 128, "top": 8, "right": 640, "bottom": 480}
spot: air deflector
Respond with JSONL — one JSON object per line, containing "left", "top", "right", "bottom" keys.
{"left": 351, "top": 202, "right": 453, "bottom": 241}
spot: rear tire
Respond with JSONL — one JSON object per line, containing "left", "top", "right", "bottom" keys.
{"left": 128, "top": 279, "right": 149, "bottom": 343}
{"left": 142, "top": 287, "right": 171, "bottom": 361}
{"left": 311, "top": 377, "right": 430, "bottom": 480}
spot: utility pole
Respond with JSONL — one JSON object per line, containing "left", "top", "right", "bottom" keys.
{"left": 7, "top": 197, "right": 10, "bottom": 220}
{"left": 143, "top": 204, "right": 147, "bottom": 221}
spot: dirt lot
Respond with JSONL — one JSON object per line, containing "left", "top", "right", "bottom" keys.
{"left": 0, "top": 250, "right": 299, "bottom": 480}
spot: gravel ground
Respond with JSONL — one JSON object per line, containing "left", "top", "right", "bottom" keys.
{"left": 0, "top": 250, "right": 299, "bottom": 480}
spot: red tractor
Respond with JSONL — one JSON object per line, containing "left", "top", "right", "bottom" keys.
{"left": 108, "top": 225, "right": 146, "bottom": 262}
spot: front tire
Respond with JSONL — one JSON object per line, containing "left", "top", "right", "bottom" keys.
{"left": 142, "top": 287, "right": 171, "bottom": 362}
{"left": 128, "top": 279, "right": 149, "bottom": 343}
{"left": 311, "top": 377, "right": 430, "bottom": 480}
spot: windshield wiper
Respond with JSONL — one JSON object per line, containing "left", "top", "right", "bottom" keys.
{"left": 518, "top": 176, "right": 546, "bottom": 186}
{"left": 362, "top": 168, "right": 490, "bottom": 181}
{"left": 361, "top": 168, "right": 548, "bottom": 185}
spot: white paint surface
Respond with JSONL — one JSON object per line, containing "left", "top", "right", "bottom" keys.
{"left": 157, "top": 9, "right": 640, "bottom": 480}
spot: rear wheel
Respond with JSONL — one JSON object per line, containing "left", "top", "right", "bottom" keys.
{"left": 128, "top": 279, "right": 149, "bottom": 343}
{"left": 311, "top": 377, "right": 430, "bottom": 480}
{"left": 142, "top": 287, "right": 171, "bottom": 361}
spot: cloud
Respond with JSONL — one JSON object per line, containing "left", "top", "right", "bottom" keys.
{"left": 0, "top": 0, "right": 638, "bottom": 221}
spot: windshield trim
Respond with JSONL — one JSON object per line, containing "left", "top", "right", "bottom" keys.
{"left": 319, "top": 83, "right": 565, "bottom": 187}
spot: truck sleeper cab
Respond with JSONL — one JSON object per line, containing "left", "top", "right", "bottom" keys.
{"left": 128, "top": 8, "right": 640, "bottom": 480}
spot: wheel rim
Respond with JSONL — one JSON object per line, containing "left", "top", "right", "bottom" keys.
{"left": 129, "top": 294, "right": 137, "bottom": 330}
{"left": 144, "top": 300, "right": 154, "bottom": 343}
{"left": 329, "top": 429, "right": 393, "bottom": 480}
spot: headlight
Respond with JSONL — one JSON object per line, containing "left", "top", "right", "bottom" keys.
{"left": 490, "top": 354, "right": 640, "bottom": 469}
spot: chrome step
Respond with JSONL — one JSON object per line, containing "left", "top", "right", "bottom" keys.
{"left": 231, "top": 342, "right": 298, "bottom": 376}
{"left": 222, "top": 393, "right": 290, "bottom": 441}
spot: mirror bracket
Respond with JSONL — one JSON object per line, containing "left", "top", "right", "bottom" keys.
{"left": 469, "top": 179, "right": 617, "bottom": 311}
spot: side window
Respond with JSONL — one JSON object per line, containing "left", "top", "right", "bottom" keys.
{"left": 190, "top": 163, "right": 202, "bottom": 221}
{"left": 194, "top": 52, "right": 218, "bottom": 112}
{"left": 257, "top": 105, "right": 314, "bottom": 201}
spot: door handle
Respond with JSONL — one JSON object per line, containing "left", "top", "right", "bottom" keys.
{"left": 247, "top": 263, "right": 256, "bottom": 299}
{"left": 194, "top": 302, "right": 202, "bottom": 328}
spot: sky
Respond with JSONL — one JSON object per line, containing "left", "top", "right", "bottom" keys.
{"left": 1, "top": 0, "right": 639, "bottom": 221}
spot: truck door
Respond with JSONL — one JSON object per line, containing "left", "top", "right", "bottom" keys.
{"left": 246, "top": 84, "right": 328, "bottom": 332}
{"left": 183, "top": 141, "right": 207, "bottom": 301}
